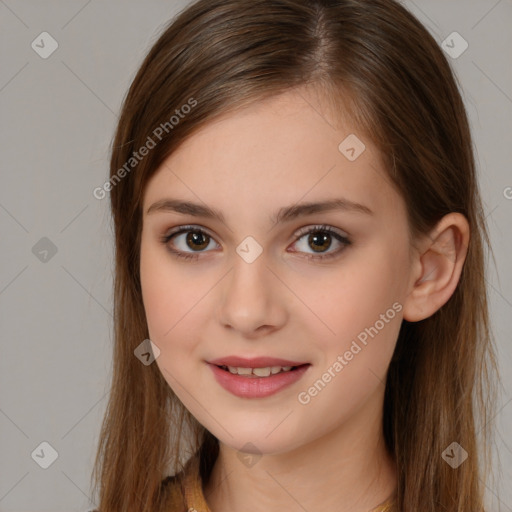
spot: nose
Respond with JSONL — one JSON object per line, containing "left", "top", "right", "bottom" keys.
{"left": 216, "top": 251, "right": 288, "bottom": 338}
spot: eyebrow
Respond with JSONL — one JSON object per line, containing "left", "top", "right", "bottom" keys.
{"left": 146, "top": 197, "right": 373, "bottom": 224}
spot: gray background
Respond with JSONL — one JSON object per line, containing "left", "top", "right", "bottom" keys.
{"left": 0, "top": 1, "right": 511, "bottom": 510}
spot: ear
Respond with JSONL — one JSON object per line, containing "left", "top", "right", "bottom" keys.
{"left": 403, "top": 213, "right": 470, "bottom": 322}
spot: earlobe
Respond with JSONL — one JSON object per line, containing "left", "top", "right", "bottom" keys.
{"left": 403, "top": 213, "right": 470, "bottom": 322}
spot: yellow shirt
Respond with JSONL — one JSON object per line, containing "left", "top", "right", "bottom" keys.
{"left": 162, "top": 453, "right": 396, "bottom": 512}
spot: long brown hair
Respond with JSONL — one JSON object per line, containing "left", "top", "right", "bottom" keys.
{"left": 92, "top": 0, "right": 498, "bottom": 510}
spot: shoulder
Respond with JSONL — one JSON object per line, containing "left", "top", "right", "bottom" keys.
{"left": 374, "top": 500, "right": 397, "bottom": 512}
{"left": 162, "top": 453, "right": 210, "bottom": 512}
{"left": 161, "top": 471, "right": 188, "bottom": 511}
{"left": 88, "top": 473, "right": 187, "bottom": 512}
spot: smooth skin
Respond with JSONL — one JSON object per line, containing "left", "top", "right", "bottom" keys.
{"left": 139, "top": 85, "right": 469, "bottom": 512}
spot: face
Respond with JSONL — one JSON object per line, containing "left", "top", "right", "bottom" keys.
{"left": 140, "top": 86, "right": 415, "bottom": 455}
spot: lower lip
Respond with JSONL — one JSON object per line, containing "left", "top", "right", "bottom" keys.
{"left": 208, "top": 363, "right": 310, "bottom": 398}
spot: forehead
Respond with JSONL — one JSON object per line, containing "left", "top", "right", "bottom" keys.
{"left": 142, "top": 88, "right": 398, "bottom": 222}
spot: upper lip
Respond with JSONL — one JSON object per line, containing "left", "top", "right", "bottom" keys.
{"left": 208, "top": 356, "right": 309, "bottom": 368}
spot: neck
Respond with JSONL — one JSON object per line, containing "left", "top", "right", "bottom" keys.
{"left": 203, "top": 390, "right": 396, "bottom": 512}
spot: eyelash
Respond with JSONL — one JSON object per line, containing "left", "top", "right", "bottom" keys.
{"left": 160, "top": 224, "right": 351, "bottom": 262}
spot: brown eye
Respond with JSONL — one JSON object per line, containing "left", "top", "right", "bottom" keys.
{"left": 185, "top": 231, "right": 210, "bottom": 251}
{"left": 307, "top": 232, "right": 333, "bottom": 253}
{"left": 290, "top": 225, "right": 351, "bottom": 261}
{"left": 161, "top": 225, "right": 220, "bottom": 260}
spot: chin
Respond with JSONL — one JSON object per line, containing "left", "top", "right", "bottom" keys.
{"left": 209, "top": 417, "right": 306, "bottom": 456}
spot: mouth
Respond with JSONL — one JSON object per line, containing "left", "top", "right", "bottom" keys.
{"left": 207, "top": 358, "right": 312, "bottom": 398}
{"left": 214, "top": 363, "right": 309, "bottom": 378}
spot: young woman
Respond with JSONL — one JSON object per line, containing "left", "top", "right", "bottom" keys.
{"left": 92, "top": 1, "right": 498, "bottom": 510}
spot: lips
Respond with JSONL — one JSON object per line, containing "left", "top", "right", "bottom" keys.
{"left": 206, "top": 356, "right": 311, "bottom": 397}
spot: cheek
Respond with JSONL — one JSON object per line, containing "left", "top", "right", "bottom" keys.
{"left": 140, "top": 236, "right": 196, "bottom": 341}
{"left": 299, "top": 245, "right": 406, "bottom": 336}
{"left": 140, "top": 244, "right": 173, "bottom": 339}
{"left": 294, "top": 238, "right": 408, "bottom": 385}
{"left": 139, "top": 241, "right": 203, "bottom": 390}
{"left": 140, "top": 235, "right": 222, "bottom": 370}
{"left": 293, "top": 253, "right": 405, "bottom": 422}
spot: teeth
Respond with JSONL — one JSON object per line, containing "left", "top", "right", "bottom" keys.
{"left": 224, "top": 365, "right": 296, "bottom": 376}
{"left": 253, "top": 367, "right": 271, "bottom": 377}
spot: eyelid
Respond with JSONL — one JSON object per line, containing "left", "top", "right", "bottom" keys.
{"left": 162, "top": 223, "right": 349, "bottom": 241}
{"left": 160, "top": 224, "right": 220, "bottom": 250}
{"left": 293, "top": 223, "right": 349, "bottom": 239}
{"left": 162, "top": 224, "right": 215, "bottom": 240}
